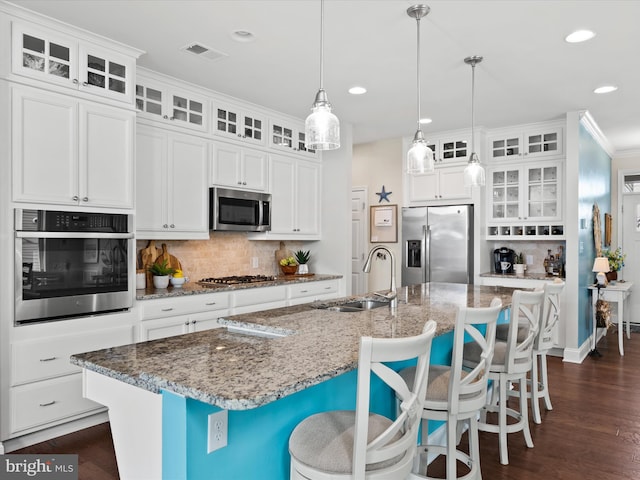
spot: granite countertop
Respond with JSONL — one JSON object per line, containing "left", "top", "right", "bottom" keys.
{"left": 72, "top": 282, "right": 518, "bottom": 411}
{"left": 480, "top": 271, "right": 564, "bottom": 281}
{"left": 136, "top": 274, "right": 342, "bottom": 300}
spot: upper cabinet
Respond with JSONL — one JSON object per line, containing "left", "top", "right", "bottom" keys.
{"left": 487, "top": 125, "right": 563, "bottom": 162}
{"left": 407, "top": 166, "right": 471, "bottom": 204}
{"left": 212, "top": 99, "right": 267, "bottom": 146}
{"left": 210, "top": 142, "right": 268, "bottom": 192}
{"left": 11, "top": 22, "right": 138, "bottom": 104}
{"left": 268, "top": 118, "right": 319, "bottom": 159}
{"left": 426, "top": 132, "right": 471, "bottom": 165}
{"left": 12, "top": 85, "right": 134, "bottom": 208}
{"left": 135, "top": 73, "right": 208, "bottom": 132}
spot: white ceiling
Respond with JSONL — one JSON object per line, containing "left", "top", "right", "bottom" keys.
{"left": 12, "top": 0, "right": 640, "bottom": 153}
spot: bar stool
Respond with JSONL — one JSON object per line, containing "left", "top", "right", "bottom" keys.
{"left": 464, "top": 289, "right": 544, "bottom": 466}
{"left": 288, "top": 320, "right": 437, "bottom": 480}
{"left": 398, "top": 299, "right": 503, "bottom": 480}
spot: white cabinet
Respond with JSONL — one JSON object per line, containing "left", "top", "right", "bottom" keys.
{"left": 12, "top": 85, "right": 134, "bottom": 208}
{"left": 268, "top": 118, "right": 318, "bottom": 159}
{"left": 12, "top": 22, "right": 137, "bottom": 104}
{"left": 232, "top": 285, "right": 288, "bottom": 314}
{"left": 288, "top": 280, "right": 339, "bottom": 306}
{"left": 268, "top": 154, "right": 321, "bottom": 238}
{"left": 135, "top": 76, "right": 208, "bottom": 132}
{"left": 407, "top": 166, "right": 470, "bottom": 203}
{"left": 210, "top": 142, "right": 268, "bottom": 191}
{"left": 426, "top": 133, "right": 471, "bottom": 165}
{"left": 486, "top": 160, "right": 564, "bottom": 240}
{"left": 136, "top": 125, "right": 209, "bottom": 239}
{"left": 488, "top": 126, "right": 563, "bottom": 161}
{"left": 139, "top": 291, "right": 231, "bottom": 341}
{"left": 213, "top": 99, "right": 267, "bottom": 146}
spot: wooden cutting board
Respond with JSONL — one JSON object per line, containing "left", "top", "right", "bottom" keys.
{"left": 140, "top": 240, "right": 160, "bottom": 285}
{"left": 275, "top": 241, "right": 292, "bottom": 266}
{"left": 158, "top": 243, "right": 182, "bottom": 273}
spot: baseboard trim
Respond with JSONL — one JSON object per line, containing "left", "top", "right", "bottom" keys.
{"left": 563, "top": 331, "right": 605, "bottom": 364}
{"left": 2, "top": 412, "right": 109, "bottom": 453}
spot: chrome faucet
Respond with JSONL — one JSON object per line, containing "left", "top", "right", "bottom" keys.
{"left": 363, "top": 246, "right": 397, "bottom": 309}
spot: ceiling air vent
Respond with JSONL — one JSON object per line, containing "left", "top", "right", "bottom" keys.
{"left": 180, "top": 43, "right": 228, "bottom": 62}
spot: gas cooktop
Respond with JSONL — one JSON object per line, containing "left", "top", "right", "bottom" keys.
{"left": 197, "top": 275, "right": 276, "bottom": 286}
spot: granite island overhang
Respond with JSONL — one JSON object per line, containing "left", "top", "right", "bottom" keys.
{"left": 70, "top": 283, "right": 519, "bottom": 480}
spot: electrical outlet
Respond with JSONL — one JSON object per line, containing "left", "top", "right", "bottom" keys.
{"left": 526, "top": 255, "right": 533, "bottom": 265}
{"left": 207, "top": 410, "right": 228, "bottom": 453}
{"left": 251, "top": 257, "right": 259, "bottom": 269}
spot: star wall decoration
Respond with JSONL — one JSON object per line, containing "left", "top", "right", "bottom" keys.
{"left": 376, "top": 185, "right": 392, "bottom": 203}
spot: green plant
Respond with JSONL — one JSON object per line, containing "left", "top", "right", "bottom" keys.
{"left": 604, "top": 247, "right": 626, "bottom": 271}
{"left": 514, "top": 252, "right": 524, "bottom": 264}
{"left": 148, "top": 260, "right": 176, "bottom": 276}
{"left": 294, "top": 250, "right": 311, "bottom": 265}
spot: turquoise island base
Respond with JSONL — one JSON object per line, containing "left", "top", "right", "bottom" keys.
{"left": 72, "top": 283, "right": 517, "bottom": 480}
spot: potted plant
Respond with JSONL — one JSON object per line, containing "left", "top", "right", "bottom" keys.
{"left": 514, "top": 252, "right": 525, "bottom": 276}
{"left": 148, "top": 260, "right": 176, "bottom": 288}
{"left": 279, "top": 256, "right": 298, "bottom": 275}
{"left": 294, "top": 250, "right": 311, "bottom": 274}
{"left": 604, "top": 247, "right": 626, "bottom": 281}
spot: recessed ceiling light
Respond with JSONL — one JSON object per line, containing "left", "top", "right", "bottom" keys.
{"left": 565, "top": 29, "right": 596, "bottom": 43}
{"left": 420, "top": 118, "right": 432, "bottom": 125}
{"left": 594, "top": 85, "right": 618, "bottom": 94}
{"left": 348, "top": 86, "right": 367, "bottom": 95}
{"left": 231, "top": 30, "right": 255, "bottom": 42}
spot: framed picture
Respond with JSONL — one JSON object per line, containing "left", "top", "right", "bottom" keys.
{"left": 370, "top": 205, "right": 397, "bottom": 243}
{"left": 83, "top": 238, "right": 98, "bottom": 263}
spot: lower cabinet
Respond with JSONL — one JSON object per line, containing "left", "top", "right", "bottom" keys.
{"left": 288, "top": 280, "right": 339, "bottom": 306}
{"left": 9, "top": 324, "right": 135, "bottom": 436}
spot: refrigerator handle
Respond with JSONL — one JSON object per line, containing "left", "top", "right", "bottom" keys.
{"left": 424, "top": 225, "right": 430, "bottom": 283}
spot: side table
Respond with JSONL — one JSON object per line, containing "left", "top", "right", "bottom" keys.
{"left": 588, "top": 282, "right": 633, "bottom": 356}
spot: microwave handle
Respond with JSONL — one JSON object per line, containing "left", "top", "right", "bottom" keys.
{"left": 257, "top": 201, "right": 264, "bottom": 227}
{"left": 15, "top": 231, "right": 134, "bottom": 240}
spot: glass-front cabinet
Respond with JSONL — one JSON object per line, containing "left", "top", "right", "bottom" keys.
{"left": 425, "top": 132, "right": 471, "bottom": 165}
{"left": 11, "top": 22, "right": 136, "bottom": 104}
{"left": 212, "top": 100, "right": 266, "bottom": 146}
{"left": 269, "top": 118, "right": 318, "bottom": 159}
{"left": 135, "top": 77, "right": 208, "bottom": 132}
{"left": 487, "top": 126, "right": 563, "bottom": 161}
{"left": 486, "top": 160, "right": 563, "bottom": 239}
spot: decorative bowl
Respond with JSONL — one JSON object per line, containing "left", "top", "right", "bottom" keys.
{"left": 170, "top": 276, "right": 186, "bottom": 288}
{"left": 280, "top": 265, "right": 298, "bottom": 275}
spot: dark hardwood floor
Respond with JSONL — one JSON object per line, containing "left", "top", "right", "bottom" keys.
{"left": 13, "top": 327, "right": 640, "bottom": 479}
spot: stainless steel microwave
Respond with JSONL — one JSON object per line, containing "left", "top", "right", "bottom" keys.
{"left": 210, "top": 187, "right": 271, "bottom": 232}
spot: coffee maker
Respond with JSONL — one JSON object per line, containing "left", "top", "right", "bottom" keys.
{"left": 494, "top": 247, "right": 515, "bottom": 273}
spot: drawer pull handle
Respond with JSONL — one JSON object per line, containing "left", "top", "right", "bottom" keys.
{"left": 324, "top": 287, "right": 332, "bottom": 290}
{"left": 161, "top": 308, "right": 174, "bottom": 312}
{"left": 39, "top": 400, "right": 56, "bottom": 407}
{"left": 300, "top": 290, "right": 308, "bottom": 293}
{"left": 39, "top": 357, "right": 58, "bottom": 362}
{"left": 205, "top": 302, "right": 217, "bottom": 306}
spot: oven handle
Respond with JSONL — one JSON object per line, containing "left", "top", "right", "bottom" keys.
{"left": 15, "top": 231, "right": 134, "bottom": 240}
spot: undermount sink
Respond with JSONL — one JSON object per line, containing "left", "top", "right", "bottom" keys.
{"left": 325, "top": 299, "right": 389, "bottom": 312}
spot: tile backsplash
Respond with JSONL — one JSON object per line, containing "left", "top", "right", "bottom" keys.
{"left": 137, "top": 233, "right": 305, "bottom": 281}
{"left": 488, "top": 241, "right": 566, "bottom": 275}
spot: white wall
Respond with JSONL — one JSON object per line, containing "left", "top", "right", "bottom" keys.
{"left": 352, "top": 138, "right": 403, "bottom": 292}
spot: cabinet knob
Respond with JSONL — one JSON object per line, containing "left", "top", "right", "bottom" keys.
{"left": 72, "top": 195, "right": 79, "bottom": 201}
{"left": 163, "top": 224, "right": 169, "bottom": 228}
{"left": 191, "top": 320, "right": 197, "bottom": 325}
{"left": 185, "top": 321, "right": 190, "bottom": 326}
{"left": 82, "top": 197, "right": 89, "bottom": 202}
{"left": 82, "top": 82, "right": 88, "bottom": 87}
{"left": 242, "top": 181, "right": 247, "bottom": 185}
{"left": 163, "top": 115, "right": 169, "bottom": 119}
{"left": 72, "top": 79, "right": 79, "bottom": 85}
{"left": 237, "top": 181, "right": 242, "bottom": 185}
{"left": 170, "top": 224, "right": 175, "bottom": 228}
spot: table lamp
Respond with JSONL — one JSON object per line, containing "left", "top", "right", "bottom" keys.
{"left": 592, "top": 257, "right": 610, "bottom": 286}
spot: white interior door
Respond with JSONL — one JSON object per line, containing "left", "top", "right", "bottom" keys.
{"left": 351, "top": 187, "right": 367, "bottom": 295}
{"left": 622, "top": 189, "right": 640, "bottom": 323}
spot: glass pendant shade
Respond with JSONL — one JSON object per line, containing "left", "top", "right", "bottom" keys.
{"left": 407, "top": 129, "right": 434, "bottom": 174}
{"left": 463, "top": 152, "right": 485, "bottom": 187}
{"left": 305, "top": 89, "right": 340, "bottom": 150}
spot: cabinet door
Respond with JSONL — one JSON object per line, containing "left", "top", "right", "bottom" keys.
{"left": 136, "top": 126, "right": 167, "bottom": 232}
{"left": 211, "top": 143, "right": 242, "bottom": 187}
{"left": 167, "top": 90, "right": 207, "bottom": 131}
{"left": 140, "top": 316, "right": 189, "bottom": 341}
{"left": 269, "top": 155, "right": 296, "bottom": 234}
{"left": 488, "top": 133, "right": 523, "bottom": 161}
{"left": 489, "top": 167, "right": 522, "bottom": 221}
{"left": 438, "top": 167, "right": 469, "bottom": 200}
{"left": 12, "top": 87, "right": 78, "bottom": 205}
{"left": 11, "top": 23, "right": 78, "bottom": 89}
{"left": 525, "top": 162, "right": 561, "bottom": 221}
{"left": 135, "top": 82, "right": 165, "bottom": 119}
{"left": 78, "top": 44, "right": 134, "bottom": 103}
{"left": 167, "top": 134, "right": 208, "bottom": 233}
{"left": 241, "top": 148, "right": 268, "bottom": 191}
{"left": 295, "top": 160, "right": 320, "bottom": 234}
{"left": 408, "top": 172, "right": 439, "bottom": 202}
{"left": 524, "top": 127, "right": 563, "bottom": 158}
{"left": 214, "top": 102, "right": 266, "bottom": 146}
{"left": 269, "top": 120, "right": 295, "bottom": 152}
{"left": 80, "top": 102, "right": 134, "bottom": 208}
{"left": 438, "top": 136, "right": 470, "bottom": 165}
{"left": 189, "top": 311, "right": 226, "bottom": 333}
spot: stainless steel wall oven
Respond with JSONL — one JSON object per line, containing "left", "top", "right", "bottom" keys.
{"left": 14, "top": 209, "right": 134, "bottom": 325}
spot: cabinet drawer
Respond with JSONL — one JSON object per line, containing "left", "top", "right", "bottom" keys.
{"left": 233, "top": 286, "right": 286, "bottom": 308}
{"left": 289, "top": 280, "right": 338, "bottom": 299}
{"left": 11, "top": 374, "right": 103, "bottom": 434}
{"left": 12, "top": 325, "right": 134, "bottom": 385}
{"left": 140, "top": 292, "right": 229, "bottom": 320}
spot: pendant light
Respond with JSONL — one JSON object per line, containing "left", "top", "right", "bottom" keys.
{"left": 305, "top": 0, "right": 340, "bottom": 151}
{"left": 463, "top": 55, "right": 485, "bottom": 187}
{"left": 406, "top": 4, "right": 434, "bottom": 175}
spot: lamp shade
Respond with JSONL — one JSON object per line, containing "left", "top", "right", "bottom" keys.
{"left": 305, "top": 102, "right": 340, "bottom": 150}
{"left": 592, "top": 257, "right": 610, "bottom": 273}
{"left": 463, "top": 153, "right": 486, "bottom": 187}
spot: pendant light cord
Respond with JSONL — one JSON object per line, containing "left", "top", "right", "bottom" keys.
{"left": 470, "top": 61, "right": 475, "bottom": 154}
{"left": 319, "top": 0, "right": 324, "bottom": 91}
{"left": 416, "top": 16, "right": 422, "bottom": 130}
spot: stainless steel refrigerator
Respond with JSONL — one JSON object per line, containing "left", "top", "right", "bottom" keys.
{"left": 401, "top": 205, "right": 473, "bottom": 285}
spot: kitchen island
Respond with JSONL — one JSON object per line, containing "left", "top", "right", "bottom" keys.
{"left": 72, "top": 283, "right": 518, "bottom": 480}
